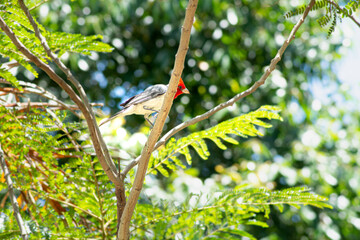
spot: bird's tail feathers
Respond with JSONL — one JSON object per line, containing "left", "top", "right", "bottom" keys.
{"left": 99, "top": 110, "right": 125, "bottom": 127}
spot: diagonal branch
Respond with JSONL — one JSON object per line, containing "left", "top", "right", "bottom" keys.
{"left": 117, "top": 1, "right": 199, "bottom": 239}
{"left": 0, "top": 18, "right": 116, "bottom": 184}
{"left": 0, "top": 145, "right": 30, "bottom": 240}
{"left": 0, "top": 17, "right": 120, "bottom": 184}
{"left": 121, "top": 0, "right": 317, "bottom": 177}
{"left": 17, "top": 0, "right": 118, "bottom": 180}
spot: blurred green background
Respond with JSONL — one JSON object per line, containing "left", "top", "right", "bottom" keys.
{"left": 12, "top": 0, "right": 360, "bottom": 239}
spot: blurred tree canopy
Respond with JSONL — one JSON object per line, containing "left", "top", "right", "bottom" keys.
{"left": 1, "top": 0, "right": 360, "bottom": 239}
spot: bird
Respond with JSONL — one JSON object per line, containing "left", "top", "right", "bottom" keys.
{"left": 99, "top": 78, "right": 189, "bottom": 127}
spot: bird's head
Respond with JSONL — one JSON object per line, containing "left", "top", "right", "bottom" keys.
{"left": 174, "top": 77, "right": 190, "bottom": 99}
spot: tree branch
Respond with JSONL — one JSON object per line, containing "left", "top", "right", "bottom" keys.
{"left": 121, "top": 0, "right": 317, "bottom": 177}
{"left": 17, "top": 0, "right": 118, "bottom": 179}
{"left": 0, "top": 145, "right": 30, "bottom": 240}
{"left": 0, "top": 3, "right": 118, "bottom": 185}
{"left": 1, "top": 101, "right": 102, "bottom": 111}
{"left": 117, "top": 1, "right": 198, "bottom": 239}
{"left": 0, "top": 78, "right": 82, "bottom": 117}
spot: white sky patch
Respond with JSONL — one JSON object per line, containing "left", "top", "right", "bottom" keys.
{"left": 112, "top": 38, "right": 123, "bottom": 49}
{"left": 61, "top": 4, "right": 71, "bottom": 14}
{"left": 324, "top": 173, "right": 338, "bottom": 186}
{"left": 351, "top": 217, "right": 360, "bottom": 230}
{"left": 311, "top": 99, "right": 322, "bottom": 111}
{"left": 135, "top": 7, "right": 144, "bottom": 17}
{"left": 275, "top": 33, "right": 285, "bottom": 46}
{"left": 83, "top": 7, "right": 91, "bottom": 15}
{"left": 227, "top": 9, "right": 238, "bottom": 25}
{"left": 143, "top": 16, "right": 153, "bottom": 25}
{"left": 199, "top": 61, "right": 209, "bottom": 71}
{"left": 220, "top": 19, "right": 229, "bottom": 29}
{"left": 272, "top": 70, "right": 287, "bottom": 88}
{"left": 187, "top": 58, "right": 196, "bottom": 67}
{"left": 326, "top": 228, "right": 341, "bottom": 240}
{"left": 39, "top": 4, "right": 49, "bottom": 17}
{"left": 276, "top": 89, "right": 286, "bottom": 97}
{"left": 336, "top": 18, "right": 360, "bottom": 101}
{"left": 301, "top": 129, "right": 321, "bottom": 147}
{"left": 247, "top": 162, "right": 256, "bottom": 171}
{"left": 89, "top": 52, "right": 99, "bottom": 61}
{"left": 337, "top": 195, "right": 350, "bottom": 210}
{"left": 60, "top": 52, "right": 69, "bottom": 61}
{"left": 78, "top": 59, "right": 89, "bottom": 71}
{"left": 209, "top": 85, "right": 218, "bottom": 94}
{"left": 212, "top": 28, "right": 223, "bottom": 40}
{"left": 307, "top": 48, "right": 317, "bottom": 59}
{"left": 163, "top": 24, "right": 172, "bottom": 34}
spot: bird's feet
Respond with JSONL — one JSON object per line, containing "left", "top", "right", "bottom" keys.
{"left": 143, "top": 107, "right": 159, "bottom": 128}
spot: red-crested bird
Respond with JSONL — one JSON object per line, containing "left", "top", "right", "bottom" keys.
{"left": 99, "top": 78, "right": 189, "bottom": 126}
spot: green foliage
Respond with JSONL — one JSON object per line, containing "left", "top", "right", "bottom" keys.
{"left": 284, "top": 0, "right": 360, "bottom": 37}
{"left": 0, "top": 105, "right": 119, "bottom": 238}
{"left": 148, "top": 106, "right": 283, "bottom": 177}
{"left": 132, "top": 186, "right": 331, "bottom": 239}
{"left": 0, "top": 230, "right": 21, "bottom": 240}
{"left": 342, "top": 0, "right": 360, "bottom": 16}
{"left": 46, "top": 32, "right": 112, "bottom": 57}
{"left": 0, "top": 66, "right": 20, "bottom": 88}
{"left": 0, "top": 0, "right": 350, "bottom": 239}
{"left": 284, "top": 0, "right": 327, "bottom": 18}
{"left": 0, "top": 0, "right": 112, "bottom": 87}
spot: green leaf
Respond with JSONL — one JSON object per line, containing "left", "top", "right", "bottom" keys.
{"left": 0, "top": 66, "right": 21, "bottom": 89}
{"left": 132, "top": 187, "right": 331, "bottom": 239}
{"left": 148, "top": 105, "right": 282, "bottom": 177}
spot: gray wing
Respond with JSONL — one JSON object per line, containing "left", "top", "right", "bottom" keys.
{"left": 120, "top": 84, "right": 167, "bottom": 107}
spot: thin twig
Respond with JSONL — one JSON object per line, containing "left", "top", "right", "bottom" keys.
{"left": 34, "top": 192, "right": 102, "bottom": 221}
{"left": 0, "top": 60, "right": 22, "bottom": 69}
{"left": 29, "top": 0, "right": 49, "bottom": 11}
{"left": 2, "top": 101, "right": 102, "bottom": 111}
{"left": 121, "top": 0, "right": 317, "bottom": 177}
{"left": 46, "top": 108, "right": 80, "bottom": 152}
{"left": 0, "top": 79, "right": 82, "bottom": 117}
{"left": 117, "top": 1, "right": 199, "bottom": 239}
{"left": 0, "top": 145, "right": 30, "bottom": 240}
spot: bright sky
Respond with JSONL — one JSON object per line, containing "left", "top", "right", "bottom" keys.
{"left": 336, "top": 17, "right": 360, "bottom": 100}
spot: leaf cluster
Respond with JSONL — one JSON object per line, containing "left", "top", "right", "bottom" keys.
{"left": 0, "top": 1, "right": 337, "bottom": 239}
{"left": 148, "top": 106, "right": 283, "bottom": 177}
{"left": 131, "top": 186, "right": 331, "bottom": 239}
{"left": 284, "top": 0, "right": 360, "bottom": 37}
{"left": 0, "top": 105, "right": 118, "bottom": 238}
{"left": 0, "top": 0, "right": 112, "bottom": 87}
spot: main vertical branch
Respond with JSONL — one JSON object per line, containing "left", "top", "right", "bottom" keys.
{"left": 121, "top": 0, "right": 317, "bottom": 178}
{"left": 117, "top": 0, "right": 198, "bottom": 239}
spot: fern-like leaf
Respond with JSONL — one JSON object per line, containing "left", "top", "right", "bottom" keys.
{"left": 0, "top": 66, "right": 21, "bottom": 88}
{"left": 0, "top": 1, "right": 113, "bottom": 75}
{"left": 285, "top": 0, "right": 360, "bottom": 37}
{"left": 148, "top": 105, "right": 283, "bottom": 176}
{"left": 284, "top": 0, "right": 328, "bottom": 18}
{"left": 132, "top": 186, "right": 331, "bottom": 239}
{"left": 327, "top": 8, "right": 337, "bottom": 38}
